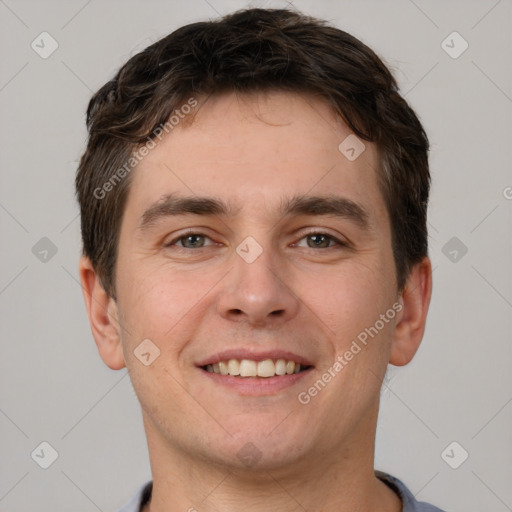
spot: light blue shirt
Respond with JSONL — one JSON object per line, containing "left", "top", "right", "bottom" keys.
{"left": 117, "top": 472, "right": 446, "bottom": 511}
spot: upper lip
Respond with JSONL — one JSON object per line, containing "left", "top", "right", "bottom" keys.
{"left": 196, "top": 349, "right": 314, "bottom": 367}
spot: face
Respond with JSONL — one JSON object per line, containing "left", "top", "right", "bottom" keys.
{"left": 107, "top": 91, "right": 405, "bottom": 471}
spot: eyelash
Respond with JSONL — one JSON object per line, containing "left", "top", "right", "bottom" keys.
{"left": 165, "top": 229, "right": 348, "bottom": 250}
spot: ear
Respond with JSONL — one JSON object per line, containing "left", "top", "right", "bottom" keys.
{"left": 78, "top": 256, "right": 125, "bottom": 370}
{"left": 389, "top": 256, "right": 432, "bottom": 367}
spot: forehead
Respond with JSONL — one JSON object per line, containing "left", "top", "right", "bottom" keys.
{"left": 124, "top": 90, "right": 387, "bottom": 225}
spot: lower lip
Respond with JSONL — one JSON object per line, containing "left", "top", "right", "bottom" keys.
{"left": 200, "top": 368, "right": 313, "bottom": 395}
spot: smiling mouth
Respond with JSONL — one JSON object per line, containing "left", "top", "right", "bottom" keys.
{"left": 202, "top": 359, "right": 311, "bottom": 378}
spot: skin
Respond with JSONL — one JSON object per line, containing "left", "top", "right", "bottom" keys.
{"left": 80, "top": 90, "right": 432, "bottom": 512}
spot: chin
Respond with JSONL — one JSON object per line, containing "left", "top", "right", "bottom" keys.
{"left": 198, "top": 418, "right": 311, "bottom": 471}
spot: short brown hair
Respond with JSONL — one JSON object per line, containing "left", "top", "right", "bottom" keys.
{"left": 76, "top": 7, "right": 430, "bottom": 300}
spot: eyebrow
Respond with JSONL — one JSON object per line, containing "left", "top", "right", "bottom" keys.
{"left": 138, "top": 194, "right": 239, "bottom": 230}
{"left": 281, "top": 195, "right": 370, "bottom": 230}
{"left": 138, "top": 193, "right": 371, "bottom": 231}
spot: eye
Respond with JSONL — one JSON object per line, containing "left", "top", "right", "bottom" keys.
{"left": 166, "top": 232, "right": 214, "bottom": 249}
{"left": 164, "top": 231, "right": 347, "bottom": 251}
{"left": 295, "top": 232, "right": 346, "bottom": 249}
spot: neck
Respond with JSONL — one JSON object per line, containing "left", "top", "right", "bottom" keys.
{"left": 142, "top": 407, "right": 401, "bottom": 512}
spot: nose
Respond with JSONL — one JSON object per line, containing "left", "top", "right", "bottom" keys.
{"left": 216, "top": 244, "right": 300, "bottom": 327}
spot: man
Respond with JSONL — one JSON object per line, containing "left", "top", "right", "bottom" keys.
{"left": 76, "top": 7, "right": 442, "bottom": 512}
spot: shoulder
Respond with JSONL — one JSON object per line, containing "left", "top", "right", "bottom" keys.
{"left": 117, "top": 476, "right": 447, "bottom": 512}
{"left": 376, "top": 471, "right": 447, "bottom": 512}
{"left": 116, "top": 481, "right": 153, "bottom": 512}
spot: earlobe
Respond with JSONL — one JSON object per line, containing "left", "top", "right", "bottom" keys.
{"left": 78, "top": 256, "right": 126, "bottom": 370}
{"left": 389, "top": 257, "right": 432, "bottom": 367}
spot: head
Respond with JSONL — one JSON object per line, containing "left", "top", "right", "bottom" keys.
{"left": 77, "top": 8, "right": 431, "bottom": 474}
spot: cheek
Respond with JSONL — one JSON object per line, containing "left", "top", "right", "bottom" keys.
{"left": 117, "top": 259, "right": 220, "bottom": 346}
{"left": 302, "top": 256, "right": 396, "bottom": 353}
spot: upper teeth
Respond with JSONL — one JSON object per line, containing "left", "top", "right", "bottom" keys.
{"left": 205, "top": 359, "right": 302, "bottom": 378}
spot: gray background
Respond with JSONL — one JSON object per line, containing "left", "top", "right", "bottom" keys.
{"left": 1, "top": 0, "right": 511, "bottom": 510}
